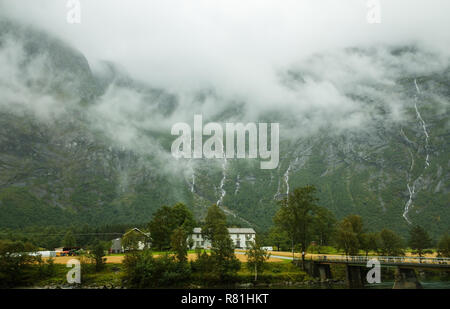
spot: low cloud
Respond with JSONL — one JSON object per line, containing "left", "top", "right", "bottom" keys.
{"left": 0, "top": 0, "right": 449, "bottom": 163}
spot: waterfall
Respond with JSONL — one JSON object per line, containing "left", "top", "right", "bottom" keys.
{"left": 402, "top": 79, "right": 431, "bottom": 224}
{"left": 191, "top": 173, "right": 195, "bottom": 193}
{"left": 234, "top": 174, "right": 240, "bottom": 195}
{"left": 413, "top": 79, "right": 430, "bottom": 168}
{"left": 216, "top": 154, "right": 227, "bottom": 206}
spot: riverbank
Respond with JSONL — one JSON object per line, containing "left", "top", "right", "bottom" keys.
{"left": 31, "top": 261, "right": 329, "bottom": 289}
{"left": 20, "top": 256, "right": 450, "bottom": 289}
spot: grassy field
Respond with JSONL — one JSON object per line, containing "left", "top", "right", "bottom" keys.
{"left": 45, "top": 251, "right": 284, "bottom": 264}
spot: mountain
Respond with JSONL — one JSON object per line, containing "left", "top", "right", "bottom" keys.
{"left": 0, "top": 19, "right": 448, "bottom": 238}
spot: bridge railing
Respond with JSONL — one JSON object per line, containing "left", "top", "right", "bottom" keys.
{"left": 312, "top": 255, "right": 450, "bottom": 265}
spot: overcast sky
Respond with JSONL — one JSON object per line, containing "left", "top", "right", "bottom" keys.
{"left": 0, "top": 0, "right": 449, "bottom": 178}
{"left": 1, "top": 0, "right": 449, "bottom": 96}
{"left": 0, "top": 0, "right": 449, "bottom": 148}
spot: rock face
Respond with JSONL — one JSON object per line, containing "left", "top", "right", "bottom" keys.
{"left": 0, "top": 18, "right": 448, "bottom": 237}
{"left": 0, "top": 19, "right": 99, "bottom": 101}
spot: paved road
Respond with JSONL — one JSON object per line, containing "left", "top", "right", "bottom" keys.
{"left": 235, "top": 251, "right": 294, "bottom": 260}
{"left": 235, "top": 250, "right": 450, "bottom": 268}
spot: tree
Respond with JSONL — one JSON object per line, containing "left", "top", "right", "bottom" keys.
{"left": 360, "top": 232, "right": 380, "bottom": 256}
{"left": 273, "top": 185, "right": 319, "bottom": 267}
{"left": 312, "top": 207, "right": 336, "bottom": 251}
{"left": 203, "top": 204, "right": 241, "bottom": 281}
{"left": 0, "top": 240, "right": 37, "bottom": 288}
{"left": 246, "top": 236, "right": 270, "bottom": 281}
{"left": 171, "top": 227, "right": 188, "bottom": 263}
{"left": 344, "top": 215, "right": 364, "bottom": 237}
{"left": 62, "top": 230, "right": 76, "bottom": 248}
{"left": 89, "top": 240, "right": 107, "bottom": 271}
{"left": 335, "top": 215, "right": 364, "bottom": 256}
{"left": 172, "top": 203, "right": 196, "bottom": 234}
{"left": 148, "top": 203, "right": 195, "bottom": 251}
{"left": 123, "top": 251, "right": 191, "bottom": 288}
{"left": 203, "top": 204, "right": 227, "bottom": 241}
{"left": 409, "top": 225, "right": 433, "bottom": 257}
{"left": 267, "top": 226, "right": 290, "bottom": 251}
{"left": 335, "top": 219, "right": 360, "bottom": 256}
{"left": 379, "top": 229, "right": 404, "bottom": 256}
{"left": 437, "top": 234, "right": 450, "bottom": 257}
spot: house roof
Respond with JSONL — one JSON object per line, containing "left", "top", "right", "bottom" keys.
{"left": 192, "top": 227, "right": 255, "bottom": 234}
{"left": 228, "top": 228, "right": 256, "bottom": 234}
{"left": 123, "top": 227, "right": 150, "bottom": 237}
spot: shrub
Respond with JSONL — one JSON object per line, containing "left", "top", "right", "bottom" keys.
{"left": 0, "top": 240, "right": 38, "bottom": 288}
{"left": 123, "top": 251, "right": 191, "bottom": 288}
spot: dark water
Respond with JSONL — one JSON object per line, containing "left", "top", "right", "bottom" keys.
{"left": 365, "top": 281, "right": 450, "bottom": 289}
{"left": 269, "top": 280, "right": 450, "bottom": 289}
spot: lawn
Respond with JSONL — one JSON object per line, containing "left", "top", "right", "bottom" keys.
{"left": 45, "top": 250, "right": 285, "bottom": 264}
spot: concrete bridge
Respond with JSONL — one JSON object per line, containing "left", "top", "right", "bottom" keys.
{"left": 298, "top": 255, "right": 450, "bottom": 289}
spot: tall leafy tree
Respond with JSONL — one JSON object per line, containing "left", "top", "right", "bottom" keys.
{"left": 0, "top": 240, "right": 37, "bottom": 288}
{"left": 170, "top": 227, "right": 188, "bottom": 263}
{"left": 273, "top": 185, "right": 320, "bottom": 266}
{"left": 267, "top": 226, "right": 290, "bottom": 251}
{"left": 345, "top": 215, "right": 364, "bottom": 236}
{"left": 437, "top": 234, "right": 450, "bottom": 257}
{"left": 148, "top": 203, "right": 195, "bottom": 251}
{"left": 335, "top": 219, "right": 360, "bottom": 256}
{"left": 360, "top": 232, "right": 380, "bottom": 256}
{"left": 89, "top": 240, "right": 107, "bottom": 271}
{"left": 246, "top": 236, "right": 270, "bottom": 281}
{"left": 62, "top": 230, "right": 76, "bottom": 248}
{"left": 203, "top": 204, "right": 240, "bottom": 281}
{"left": 379, "top": 229, "right": 404, "bottom": 256}
{"left": 335, "top": 215, "right": 365, "bottom": 256}
{"left": 203, "top": 204, "right": 227, "bottom": 241}
{"left": 312, "top": 207, "right": 336, "bottom": 248}
{"left": 148, "top": 206, "right": 173, "bottom": 250}
{"left": 409, "top": 225, "right": 433, "bottom": 257}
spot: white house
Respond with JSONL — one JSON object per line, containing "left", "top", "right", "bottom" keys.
{"left": 190, "top": 227, "right": 256, "bottom": 250}
{"left": 110, "top": 228, "right": 151, "bottom": 253}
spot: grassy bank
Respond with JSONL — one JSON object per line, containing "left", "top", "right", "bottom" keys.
{"left": 33, "top": 261, "right": 314, "bottom": 288}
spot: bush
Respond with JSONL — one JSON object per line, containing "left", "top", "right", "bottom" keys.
{"left": 0, "top": 240, "right": 42, "bottom": 287}
{"left": 88, "top": 241, "right": 107, "bottom": 271}
{"left": 437, "top": 234, "right": 450, "bottom": 257}
{"left": 123, "top": 251, "right": 191, "bottom": 288}
{"left": 36, "top": 256, "right": 56, "bottom": 279}
{"left": 190, "top": 249, "right": 214, "bottom": 273}
{"left": 190, "top": 248, "right": 241, "bottom": 284}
